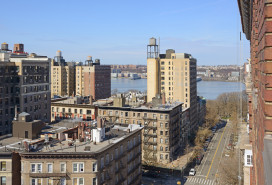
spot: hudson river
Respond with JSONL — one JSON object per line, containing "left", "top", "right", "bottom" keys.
{"left": 111, "top": 78, "right": 245, "bottom": 100}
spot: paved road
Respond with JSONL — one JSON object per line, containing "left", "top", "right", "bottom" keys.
{"left": 185, "top": 121, "right": 231, "bottom": 185}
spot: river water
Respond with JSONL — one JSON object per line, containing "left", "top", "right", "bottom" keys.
{"left": 111, "top": 78, "right": 245, "bottom": 100}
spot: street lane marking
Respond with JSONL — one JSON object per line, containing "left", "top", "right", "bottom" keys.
{"left": 206, "top": 125, "right": 227, "bottom": 179}
{"left": 199, "top": 132, "right": 219, "bottom": 174}
{"left": 215, "top": 123, "right": 230, "bottom": 176}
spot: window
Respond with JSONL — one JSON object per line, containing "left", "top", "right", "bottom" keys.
{"left": 165, "top": 154, "right": 169, "bottom": 160}
{"left": 165, "top": 139, "right": 169, "bottom": 144}
{"left": 31, "top": 178, "right": 42, "bottom": 185}
{"left": 160, "top": 154, "right": 163, "bottom": 159}
{"left": 165, "top": 147, "right": 168, "bottom": 151}
{"left": 73, "top": 163, "right": 84, "bottom": 172}
{"left": 160, "top": 146, "right": 163, "bottom": 151}
{"left": 60, "top": 178, "right": 66, "bottom": 185}
{"left": 47, "top": 178, "right": 53, "bottom": 185}
{"left": 31, "top": 163, "right": 42, "bottom": 173}
{"left": 93, "top": 178, "right": 97, "bottom": 185}
{"left": 160, "top": 114, "right": 163, "bottom": 119}
{"left": 246, "top": 155, "right": 252, "bottom": 166}
{"left": 121, "top": 145, "right": 123, "bottom": 154}
{"left": 47, "top": 163, "right": 53, "bottom": 173}
{"left": 165, "top": 123, "right": 168, "bottom": 128}
{"left": 115, "top": 148, "right": 118, "bottom": 159}
{"left": 101, "top": 157, "right": 104, "bottom": 169}
{"left": 1, "top": 177, "right": 6, "bottom": 185}
{"left": 153, "top": 114, "right": 156, "bottom": 119}
{"left": 60, "top": 163, "right": 66, "bottom": 173}
{"left": 73, "top": 178, "right": 84, "bottom": 185}
{"left": 165, "top": 131, "right": 168, "bottom": 135}
{"left": 160, "top": 123, "right": 163, "bottom": 128}
{"left": 160, "top": 138, "right": 163, "bottom": 143}
{"left": 92, "top": 162, "right": 97, "bottom": 172}
{"left": 0, "top": 161, "right": 6, "bottom": 171}
{"left": 160, "top": 131, "right": 163, "bottom": 135}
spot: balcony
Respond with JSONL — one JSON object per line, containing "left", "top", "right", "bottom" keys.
{"left": 143, "top": 141, "right": 157, "bottom": 145}
{"left": 144, "top": 125, "right": 157, "bottom": 130}
{"left": 29, "top": 172, "right": 66, "bottom": 178}
{"left": 142, "top": 117, "right": 157, "bottom": 121}
{"left": 143, "top": 133, "right": 157, "bottom": 138}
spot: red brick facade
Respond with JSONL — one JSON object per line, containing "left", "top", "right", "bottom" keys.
{"left": 83, "top": 65, "right": 111, "bottom": 100}
{"left": 239, "top": 0, "right": 272, "bottom": 184}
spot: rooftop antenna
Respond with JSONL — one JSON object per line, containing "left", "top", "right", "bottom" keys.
{"left": 159, "top": 37, "right": 160, "bottom": 55}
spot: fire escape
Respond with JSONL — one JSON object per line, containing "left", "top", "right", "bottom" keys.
{"left": 143, "top": 117, "right": 157, "bottom": 164}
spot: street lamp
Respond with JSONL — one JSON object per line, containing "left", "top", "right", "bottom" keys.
{"left": 177, "top": 181, "right": 181, "bottom": 185}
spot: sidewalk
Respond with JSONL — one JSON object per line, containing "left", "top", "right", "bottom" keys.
{"left": 166, "top": 151, "right": 194, "bottom": 170}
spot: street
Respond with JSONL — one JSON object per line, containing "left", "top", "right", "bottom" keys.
{"left": 185, "top": 121, "right": 231, "bottom": 185}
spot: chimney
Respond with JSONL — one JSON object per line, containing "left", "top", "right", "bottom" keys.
{"left": 97, "top": 117, "right": 102, "bottom": 128}
{"left": 90, "top": 95, "right": 93, "bottom": 105}
{"left": 14, "top": 105, "right": 18, "bottom": 121}
{"left": 162, "top": 92, "right": 166, "bottom": 105}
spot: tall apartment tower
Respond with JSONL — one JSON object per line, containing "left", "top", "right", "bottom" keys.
{"left": 147, "top": 38, "right": 197, "bottom": 130}
{"left": 51, "top": 51, "right": 75, "bottom": 98}
{"left": 0, "top": 43, "right": 51, "bottom": 135}
{"left": 75, "top": 56, "right": 111, "bottom": 100}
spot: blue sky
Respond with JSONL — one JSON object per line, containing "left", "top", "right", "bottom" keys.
{"left": 1, "top": 0, "right": 249, "bottom": 65}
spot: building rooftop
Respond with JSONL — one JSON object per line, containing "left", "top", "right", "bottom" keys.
{"left": 4, "top": 120, "right": 143, "bottom": 157}
{"left": 37, "top": 124, "right": 141, "bottom": 154}
{"left": 100, "top": 101, "right": 183, "bottom": 113}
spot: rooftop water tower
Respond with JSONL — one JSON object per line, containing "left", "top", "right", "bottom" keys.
{"left": 1, "top": 42, "right": 9, "bottom": 51}
{"left": 147, "top": 37, "right": 159, "bottom": 58}
{"left": 85, "top": 56, "right": 93, "bottom": 66}
{"left": 54, "top": 50, "right": 65, "bottom": 65}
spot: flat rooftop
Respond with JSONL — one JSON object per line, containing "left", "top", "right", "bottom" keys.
{"left": 39, "top": 124, "right": 142, "bottom": 153}
{"left": 100, "top": 102, "right": 183, "bottom": 113}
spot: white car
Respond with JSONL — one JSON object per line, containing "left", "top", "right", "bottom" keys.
{"left": 189, "top": 168, "right": 196, "bottom": 176}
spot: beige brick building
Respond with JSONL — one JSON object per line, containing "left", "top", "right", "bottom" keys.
{"left": 20, "top": 124, "right": 143, "bottom": 185}
{"left": 147, "top": 38, "right": 197, "bottom": 131}
{"left": 98, "top": 95, "right": 183, "bottom": 166}
{"left": 51, "top": 50, "right": 75, "bottom": 98}
{"left": 0, "top": 152, "right": 21, "bottom": 185}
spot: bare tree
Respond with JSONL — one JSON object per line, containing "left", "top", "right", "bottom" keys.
{"left": 218, "top": 151, "right": 242, "bottom": 185}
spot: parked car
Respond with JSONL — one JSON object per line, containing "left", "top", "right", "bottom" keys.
{"left": 189, "top": 168, "right": 196, "bottom": 176}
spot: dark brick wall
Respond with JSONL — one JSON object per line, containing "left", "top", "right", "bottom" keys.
{"left": 247, "top": 0, "right": 272, "bottom": 184}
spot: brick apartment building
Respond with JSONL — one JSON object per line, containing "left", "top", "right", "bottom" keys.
{"left": 0, "top": 43, "right": 51, "bottom": 135}
{"left": 51, "top": 50, "right": 75, "bottom": 98}
{"left": 238, "top": 0, "right": 272, "bottom": 184}
{"left": 98, "top": 94, "right": 183, "bottom": 166}
{"left": 0, "top": 152, "right": 21, "bottom": 185}
{"left": 20, "top": 122, "right": 143, "bottom": 185}
{"left": 51, "top": 97, "right": 98, "bottom": 121}
{"left": 76, "top": 57, "right": 111, "bottom": 100}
